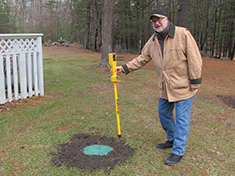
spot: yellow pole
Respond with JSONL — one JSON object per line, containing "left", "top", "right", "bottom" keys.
{"left": 113, "top": 82, "right": 121, "bottom": 138}
{"left": 109, "top": 53, "right": 121, "bottom": 138}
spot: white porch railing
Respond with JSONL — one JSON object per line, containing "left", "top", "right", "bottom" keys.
{"left": 0, "top": 34, "right": 44, "bottom": 105}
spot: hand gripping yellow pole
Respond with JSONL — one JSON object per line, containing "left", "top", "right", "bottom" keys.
{"left": 109, "top": 53, "right": 121, "bottom": 138}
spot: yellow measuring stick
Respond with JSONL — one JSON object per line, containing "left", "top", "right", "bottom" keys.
{"left": 109, "top": 53, "right": 121, "bottom": 138}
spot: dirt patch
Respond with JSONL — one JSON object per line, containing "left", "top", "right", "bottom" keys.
{"left": 50, "top": 133, "right": 135, "bottom": 173}
{"left": 0, "top": 95, "right": 46, "bottom": 113}
{"left": 43, "top": 43, "right": 95, "bottom": 54}
{"left": 217, "top": 95, "right": 235, "bottom": 109}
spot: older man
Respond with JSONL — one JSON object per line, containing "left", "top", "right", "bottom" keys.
{"left": 115, "top": 9, "right": 202, "bottom": 166}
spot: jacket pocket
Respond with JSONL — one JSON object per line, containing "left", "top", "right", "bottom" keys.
{"left": 167, "top": 73, "right": 189, "bottom": 90}
{"left": 169, "top": 47, "right": 187, "bottom": 62}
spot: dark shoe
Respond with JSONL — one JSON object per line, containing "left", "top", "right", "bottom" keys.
{"left": 165, "top": 153, "right": 184, "bottom": 166}
{"left": 156, "top": 140, "right": 173, "bottom": 150}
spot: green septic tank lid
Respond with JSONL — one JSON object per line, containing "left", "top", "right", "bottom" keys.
{"left": 83, "top": 145, "right": 114, "bottom": 156}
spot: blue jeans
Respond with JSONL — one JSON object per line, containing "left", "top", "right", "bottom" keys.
{"left": 158, "top": 97, "right": 193, "bottom": 156}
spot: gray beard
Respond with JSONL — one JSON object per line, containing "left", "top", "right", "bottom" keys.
{"left": 153, "top": 22, "right": 169, "bottom": 36}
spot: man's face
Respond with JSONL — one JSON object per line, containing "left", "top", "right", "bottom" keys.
{"left": 151, "top": 16, "right": 168, "bottom": 32}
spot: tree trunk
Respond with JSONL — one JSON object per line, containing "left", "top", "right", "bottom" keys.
{"left": 211, "top": 6, "right": 217, "bottom": 56}
{"left": 203, "top": 1, "right": 210, "bottom": 53}
{"left": 178, "top": 0, "right": 188, "bottom": 28}
{"left": 230, "top": 41, "right": 235, "bottom": 60}
{"left": 69, "top": 1, "right": 75, "bottom": 43}
{"left": 92, "top": 0, "right": 100, "bottom": 52}
{"left": 84, "top": 3, "right": 91, "bottom": 49}
{"left": 70, "top": 18, "right": 74, "bottom": 43}
{"left": 227, "top": 3, "right": 235, "bottom": 60}
{"left": 98, "top": 0, "right": 114, "bottom": 67}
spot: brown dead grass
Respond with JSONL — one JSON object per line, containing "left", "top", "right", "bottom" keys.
{"left": 2, "top": 44, "right": 235, "bottom": 112}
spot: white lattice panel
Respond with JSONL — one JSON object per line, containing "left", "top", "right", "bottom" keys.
{"left": 0, "top": 38, "right": 38, "bottom": 53}
{"left": 0, "top": 34, "right": 44, "bottom": 105}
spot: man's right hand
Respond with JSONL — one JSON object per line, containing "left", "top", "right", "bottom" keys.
{"left": 115, "top": 66, "right": 123, "bottom": 74}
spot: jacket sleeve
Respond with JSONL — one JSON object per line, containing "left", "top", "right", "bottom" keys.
{"left": 185, "top": 29, "right": 203, "bottom": 84}
{"left": 122, "top": 42, "right": 152, "bottom": 75}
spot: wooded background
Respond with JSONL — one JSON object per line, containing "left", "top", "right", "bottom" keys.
{"left": 0, "top": 0, "right": 234, "bottom": 60}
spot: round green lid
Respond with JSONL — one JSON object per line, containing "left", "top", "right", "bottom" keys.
{"left": 83, "top": 145, "right": 114, "bottom": 156}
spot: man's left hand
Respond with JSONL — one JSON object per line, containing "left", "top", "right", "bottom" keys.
{"left": 190, "top": 84, "right": 200, "bottom": 90}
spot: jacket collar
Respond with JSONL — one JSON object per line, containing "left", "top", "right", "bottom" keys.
{"left": 168, "top": 23, "right": 175, "bottom": 38}
{"left": 153, "top": 22, "right": 175, "bottom": 41}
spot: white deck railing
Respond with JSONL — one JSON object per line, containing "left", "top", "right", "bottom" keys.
{"left": 0, "top": 34, "right": 44, "bottom": 104}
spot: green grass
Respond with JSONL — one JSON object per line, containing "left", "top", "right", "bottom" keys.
{"left": 0, "top": 48, "right": 234, "bottom": 175}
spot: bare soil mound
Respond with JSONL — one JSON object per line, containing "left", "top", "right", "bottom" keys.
{"left": 50, "top": 133, "right": 135, "bottom": 173}
{"left": 217, "top": 95, "right": 235, "bottom": 109}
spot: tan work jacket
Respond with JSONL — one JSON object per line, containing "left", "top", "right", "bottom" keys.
{"left": 122, "top": 23, "right": 202, "bottom": 102}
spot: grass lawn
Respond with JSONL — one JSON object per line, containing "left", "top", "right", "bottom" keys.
{"left": 0, "top": 45, "right": 235, "bottom": 175}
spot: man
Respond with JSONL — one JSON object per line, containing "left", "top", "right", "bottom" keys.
{"left": 114, "top": 9, "right": 202, "bottom": 166}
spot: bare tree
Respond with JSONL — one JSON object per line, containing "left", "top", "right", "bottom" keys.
{"left": 98, "top": 0, "right": 114, "bottom": 67}
{"left": 92, "top": 0, "right": 101, "bottom": 52}
{"left": 83, "top": 2, "right": 91, "bottom": 49}
{"left": 2, "top": 0, "right": 234, "bottom": 60}
{"left": 178, "top": 0, "right": 188, "bottom": 28}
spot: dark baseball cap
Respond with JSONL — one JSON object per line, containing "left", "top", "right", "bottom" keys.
{"left": 149, "top": 9, "right": 167, "bottom": 20}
